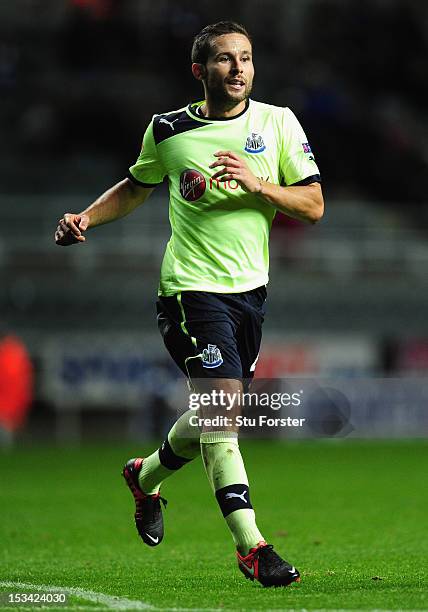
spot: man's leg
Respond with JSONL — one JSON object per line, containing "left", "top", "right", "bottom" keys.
{"left": 127, "top": 296, "right": 202, "bottom": 497}
{"left": 198, "top": 378, "right": 264, "bottom": 555}
{"left": 197, "top": 377, "right": 301, "bottom": 587}
{"left": 138, "top": 409, "right": 200, "bottom": 493}
{"left": 122, "top": 409, "right": 200, "bottom": 546}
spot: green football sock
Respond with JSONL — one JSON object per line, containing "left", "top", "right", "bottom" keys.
{"left": 138, "top": 409, "right": 200, "bottom": 494}
{"left": 200, "top": 431, "right": 264, "bottom": 554}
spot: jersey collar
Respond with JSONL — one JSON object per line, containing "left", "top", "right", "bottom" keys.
{"left": 186, "top": 99, "right": 250, "bottom": 122}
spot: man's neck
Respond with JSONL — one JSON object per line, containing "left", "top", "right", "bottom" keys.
{"left": 200, "top": 99, "right": 247, "bottom": 119}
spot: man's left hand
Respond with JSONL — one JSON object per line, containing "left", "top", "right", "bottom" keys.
{"left": 209, "top": 150, "right": 261, "bottom": 194}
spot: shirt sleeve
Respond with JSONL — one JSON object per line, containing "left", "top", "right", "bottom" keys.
{"left": 128, "top": 119, "right": 166, "bottom": 186}
{"left": 279, "top": 107, "right": 321, "bottom": 186}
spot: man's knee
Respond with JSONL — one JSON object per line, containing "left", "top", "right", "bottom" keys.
{"left": 193, "top": 378, "right": 243, "bottom": 433}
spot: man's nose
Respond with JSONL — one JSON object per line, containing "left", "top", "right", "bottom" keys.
{"left": 230, "top": 57, "right": 244, "bottom": 73}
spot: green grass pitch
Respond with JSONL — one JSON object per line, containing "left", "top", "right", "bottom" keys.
{"left": 1, "top": 439, "right": 427, "bottom": 610}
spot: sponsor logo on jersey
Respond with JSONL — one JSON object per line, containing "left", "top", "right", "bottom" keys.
{"left": 201, "top": 344, "right": 223, "bottom": 369}
{"left": 209, "top": 175, "right": 269, "bottom": 191}
{"left": 244, "top": 132, "right": 266, "bottom": 154}
{"left": 180, "top": 169, "right": 206, "bottom": 201}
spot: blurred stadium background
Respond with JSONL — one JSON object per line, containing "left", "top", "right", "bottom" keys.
{"left": 1, "top": 0, "right": 428, "bottom": 444}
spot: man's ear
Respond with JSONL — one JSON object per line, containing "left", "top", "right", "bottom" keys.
{"left": 192, "top": 63, "right": 206, "bottom": 81}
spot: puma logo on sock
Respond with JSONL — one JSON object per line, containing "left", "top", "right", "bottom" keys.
{"left": 225, "top": 490, "right": 248, "bottom": 504}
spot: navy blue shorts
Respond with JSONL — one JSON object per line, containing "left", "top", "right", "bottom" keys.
{"left": 156, "top": 286, "right": 267, "bottom": 385}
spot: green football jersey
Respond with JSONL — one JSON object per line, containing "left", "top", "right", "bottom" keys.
{"left": 129, "top": 99, "right": 320, "bottom": 296}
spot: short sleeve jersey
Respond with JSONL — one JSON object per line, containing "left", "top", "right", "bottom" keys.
{"left": 129, "top": 99, "right": 320, "bottom": 296}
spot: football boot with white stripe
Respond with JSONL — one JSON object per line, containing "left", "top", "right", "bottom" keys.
{"left": 122, "top": 458, "right": 167, "bottom": 547}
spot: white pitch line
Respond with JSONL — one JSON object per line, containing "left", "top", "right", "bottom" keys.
{"left": 1, "top": 584, "right": 417, "bottom": 612}
{"left": 0, "top": 582, "right": 152, "bottom": 610}
{"left": 0, "top": 582, "right": 229, "bottom": 612}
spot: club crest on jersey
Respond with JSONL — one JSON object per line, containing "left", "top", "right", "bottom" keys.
{"left": 244, "top": 132, "right": 266, "bottom": 154}
{"left": 201, "top": 344, "right": 223, "bottom": 369}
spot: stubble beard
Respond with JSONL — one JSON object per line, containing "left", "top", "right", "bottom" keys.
{"left": 206, "top": 76, "right": 253, "bottom": 114}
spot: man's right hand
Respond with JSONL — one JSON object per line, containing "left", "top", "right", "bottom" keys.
{"left": 55, "top": 213, "right": 90, "bottom": 246}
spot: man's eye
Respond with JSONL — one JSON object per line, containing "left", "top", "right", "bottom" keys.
{"left": 219, "top": 56, "right": 229, "bottom": 62}
{"left": 242, "top": 56, "right": 251, "bottom": 62}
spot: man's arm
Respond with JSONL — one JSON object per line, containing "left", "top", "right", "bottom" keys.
{"left": 55, "top": 178, "right": 154, "bottom": 245}
{"left": 254, "top": 180, "right": 323, "bottom": 224}
{"left": 209, "top": 150, "right": 324, "bottom": 224}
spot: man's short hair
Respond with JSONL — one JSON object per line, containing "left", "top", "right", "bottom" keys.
{"left": 191, "top": 21, "right": 251, "bottom": 65}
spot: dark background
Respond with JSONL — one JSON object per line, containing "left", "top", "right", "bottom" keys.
{"left": 2, "top": 0, "right": 428, "bottom": 204}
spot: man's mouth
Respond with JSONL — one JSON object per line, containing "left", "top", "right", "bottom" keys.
{"left": 227, "top": 79, "right": 245, "bottom": 91}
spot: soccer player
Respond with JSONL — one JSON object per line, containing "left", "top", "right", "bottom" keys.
{"left": 55, "top": 21, "right": 323, "bottom": 587}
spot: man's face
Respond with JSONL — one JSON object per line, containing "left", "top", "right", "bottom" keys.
{"left": 202, "top": 33, "right": 254, "bottom": 108}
